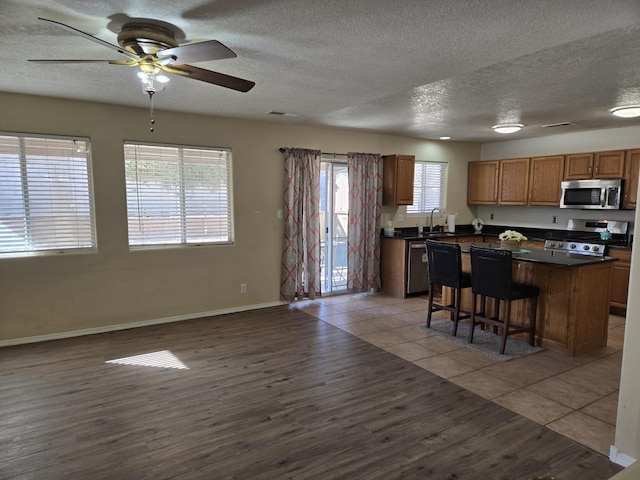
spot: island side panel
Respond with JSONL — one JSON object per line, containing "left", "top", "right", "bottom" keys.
{"left": 522, "top": 262, "right": 571, "bottom": 354}
{"left": 443, "top": 252, "right": 612, "bottom": 356}
{"left": 569, "top": 261, "right": 612, "bottom": 355}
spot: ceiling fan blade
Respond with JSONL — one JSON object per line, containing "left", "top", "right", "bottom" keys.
{"left": 158, "top": 40, "right": 237, "bottom": 64}
{"left": 38, "top": 17, "right": 139, "bottom": 61}
{"left": 29, "top": 59, "right": 137, "bottom": 65}
{"left": 163, "top": 64, "right": 255, "bottom": 92}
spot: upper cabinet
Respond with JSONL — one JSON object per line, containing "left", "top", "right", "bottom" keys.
{"left": 623, "top": 149, "right": 640, "bottom": 209}
{"left": 467, "top": 160, "right": 499, "bottom": 205}
{"left": 498, "top": 158, "right": 530, "bottom": 205}
{"left": 528, "top": 155, "right": 565, "bottom": 206}
{"left": 564, "top": 150, "right": 625, "bottom": 180}
{"left": 468, "top": 148, "right": 635, "bottom": 208}
{"left": 382, "top": 154, "right": 415, "bottom": 205}
{"left": 496, "top": 155, "right": 564, "bottom": 206}
{"left": 563, "top": 153, "right": 594, "bottom": 180}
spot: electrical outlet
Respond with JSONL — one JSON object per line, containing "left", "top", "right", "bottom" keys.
{"left": 553, "top": 216, "right": 558, "bottom": 223}
{"left": 490, "top": 213, "right": 494, "bottom": 220}
{"left": 240, "top": 283, "right": 247, "bottom": 294}
{"left": 397, "top": 214, "right": 404, "bottom": 222}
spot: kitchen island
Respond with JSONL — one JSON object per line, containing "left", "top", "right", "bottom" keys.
{"left": 443, "top": 243, "right": 617, "bottom": 356}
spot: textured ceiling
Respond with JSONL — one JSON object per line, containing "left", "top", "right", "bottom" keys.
{"left": 2, "top": 0, "right": 640, "bottom": 142}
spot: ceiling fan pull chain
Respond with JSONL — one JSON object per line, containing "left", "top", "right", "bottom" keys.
{"left": 147, "top": 90, "right": 156, "bottom": 132}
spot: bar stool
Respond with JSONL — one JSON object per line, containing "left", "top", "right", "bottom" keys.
{"left": 468, "top": 246, "right": 540, "bottom": 355}
{"left": 425, "top": 240, "right": 472, "bottom": 336}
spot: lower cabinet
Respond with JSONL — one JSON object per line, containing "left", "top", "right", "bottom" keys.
{"left": 608, "top": 247, "right": 631, "bottom": 314}
{"left": 380, "top": 237, "right": 409, "bottom": 298}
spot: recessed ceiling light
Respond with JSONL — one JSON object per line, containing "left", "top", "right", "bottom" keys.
{"left": 610, "top": 106, "right": 640, "bottom": 118}
{"left": 439, "top": 136, "right": 451, "bottom": 140}
{"left": 492, "top": 123, "right": 525, "bottom": 134}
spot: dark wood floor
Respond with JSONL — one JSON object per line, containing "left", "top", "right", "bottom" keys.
{"left": 0, "top": 306, "right": 623, "bottom": 479}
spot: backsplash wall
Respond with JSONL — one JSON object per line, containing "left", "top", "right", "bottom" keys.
{"left": 475, "top": 205, "right": 635, "bottom": 233}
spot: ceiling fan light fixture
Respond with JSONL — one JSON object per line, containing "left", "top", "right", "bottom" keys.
{"left": 137, "top": 70, "right": 169, "bottom": 93}
{"left": 492, "top": 123, "right": 524, "bottom": 134}
{"left": 610, "top": 105, "right": 640, "bottom": 118}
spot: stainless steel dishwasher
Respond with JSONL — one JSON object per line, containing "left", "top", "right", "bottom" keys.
{"left": 407, "top": 240, "right": 429, "bottom": 294}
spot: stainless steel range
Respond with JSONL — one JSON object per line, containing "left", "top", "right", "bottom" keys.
{"left": 544, "top": 239, "right": 607, "bottom": 256}
{"left": 544, "top": 218, "right": 629, "bottom": 257}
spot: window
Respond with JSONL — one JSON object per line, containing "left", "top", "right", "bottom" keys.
{"left": 0, "top": 134, "right": 95, "bottom": 256}
{"left": 407, "top": 161, "right": 448, "bottom": 213}
{"left": 124, "top": 142, "right": 233, "bottom": 247}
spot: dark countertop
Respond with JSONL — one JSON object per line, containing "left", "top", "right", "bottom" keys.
{"left": 459, "top": 242, "right": 618, "bottom": 267}
{"left": 382, "top": 224, "right": 632, "bottom": 249}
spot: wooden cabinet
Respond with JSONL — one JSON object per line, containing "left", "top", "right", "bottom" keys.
{"left": 608, "top": 246, "right": 631, "bottom": 314}
{"left": 382, "top": 154, "right": 415, "bottom": 205}
{"left": 467, "top": 161, "right": 499, "bottom": 205}
{"left": 441, "top": 235, "right": 483, "bottom": 243}
{"left": 564, "top": 150, "right": 625, "bottom": 180}
{"left": 498, "top": 158, "right": 530, "bottom": 205}
{"left": 470, "top": 156, "right": 564, "bottom": 207}
{"left": 521, "top": 239, "right": 545, "bottom": 250}
{"left": 595, "top": 150, "right": 626, "bottom": 178}
{"left": 380, "top": 237, "right": 409, "bottom": 298}
{"left": 564, "top": 153, "right": 595, "bottom": 180}
{"left": 623, "top": 149, "right": 640, "bottom": 209}
{"left": 528, "top": 155, "right": 564, "bottom": 206}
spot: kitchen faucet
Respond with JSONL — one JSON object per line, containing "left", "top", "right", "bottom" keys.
{"left": 429, "top": 208, "right": 444, "bottom": 232}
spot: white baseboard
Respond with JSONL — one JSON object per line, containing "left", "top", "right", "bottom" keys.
{"left": 610, "top": 445, "right": 637, "bottom": 467}
{"left": 0, "top": 301, "right": 288, "bottom": 348}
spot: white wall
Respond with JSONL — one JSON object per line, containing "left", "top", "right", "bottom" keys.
{"left": 481, "top": 125, "right": 640, "bottom": 160}
{"left": 0, "top": 92, "right": 480, "bottom": 345}
{"left": 614, "top": 200, "right": 640, "bottom": 466}
{"left": 480, "top": 125, "right": 640, "bottom": 466}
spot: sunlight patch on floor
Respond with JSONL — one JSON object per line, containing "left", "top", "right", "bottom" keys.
{"left": 106, "top": 350, "right": 189, "bottom": 370}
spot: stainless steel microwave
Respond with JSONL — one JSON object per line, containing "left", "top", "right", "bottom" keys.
{"left": 560, "top": 178, "right": 623, "bottom": 209}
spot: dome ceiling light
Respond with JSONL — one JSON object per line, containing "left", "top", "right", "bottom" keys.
{"left": 492, "top": 123, "right": 525, "bottom": 134}
{"left": 610, "top": 105, "right": 640, "bottom": 118}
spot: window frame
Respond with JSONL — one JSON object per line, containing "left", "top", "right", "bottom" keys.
{"left": 406, "top": 160, "right": 449, "bottom": 214}
{"left": 124, "top": 141, "right": 234, "bottom": 249}
{"left": 0, "top": 132, "right": 96, "bottom": 258}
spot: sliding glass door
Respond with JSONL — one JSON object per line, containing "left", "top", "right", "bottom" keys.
{"left": 320, "top": 160, "right": 348, "bottom": 294}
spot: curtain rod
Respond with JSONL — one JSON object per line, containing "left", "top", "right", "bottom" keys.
{"left": 278, "top": 147, "right": 348, "bottom": 157}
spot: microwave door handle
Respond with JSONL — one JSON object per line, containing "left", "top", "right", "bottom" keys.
{"left": 601, "top": 188, "right": 606, "bottom": 207}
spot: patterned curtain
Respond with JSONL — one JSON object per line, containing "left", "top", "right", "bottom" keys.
{"left": 347, "top": 152, "right": 383, "bottom": 293}
{"left": 280, "top": 148, "right": 322, "bottom": 302}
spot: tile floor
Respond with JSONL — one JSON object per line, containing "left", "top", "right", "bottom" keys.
{"left": 292, "top": 292, "right": 625, "bottom": 456}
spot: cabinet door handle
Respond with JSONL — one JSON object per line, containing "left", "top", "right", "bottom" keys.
{"left": 595, "top": 166, "right": 599, "bottom": 174}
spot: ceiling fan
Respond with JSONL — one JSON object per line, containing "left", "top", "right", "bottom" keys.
{"left": 29, "top": 17, "right": 255, "bottom": 130}
{"left": 30, "top": 17, "right": 255, "bottom": 93}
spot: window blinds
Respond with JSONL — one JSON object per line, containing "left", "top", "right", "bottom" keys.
{"left": 407, "top": 161, "right": 448, "bottom": 213}
{"left": 124, "top": 142, "right": 233, "bottom": 246}
{"left": 0, "top": 134, "right": 95, "bottom": 255}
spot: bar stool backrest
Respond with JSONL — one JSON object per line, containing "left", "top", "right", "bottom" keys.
{"left": 426, "top": 240, "right": 464, "bottom": 288}
{"left": 469, "top": 246, "right": 514, "bottom": 301}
